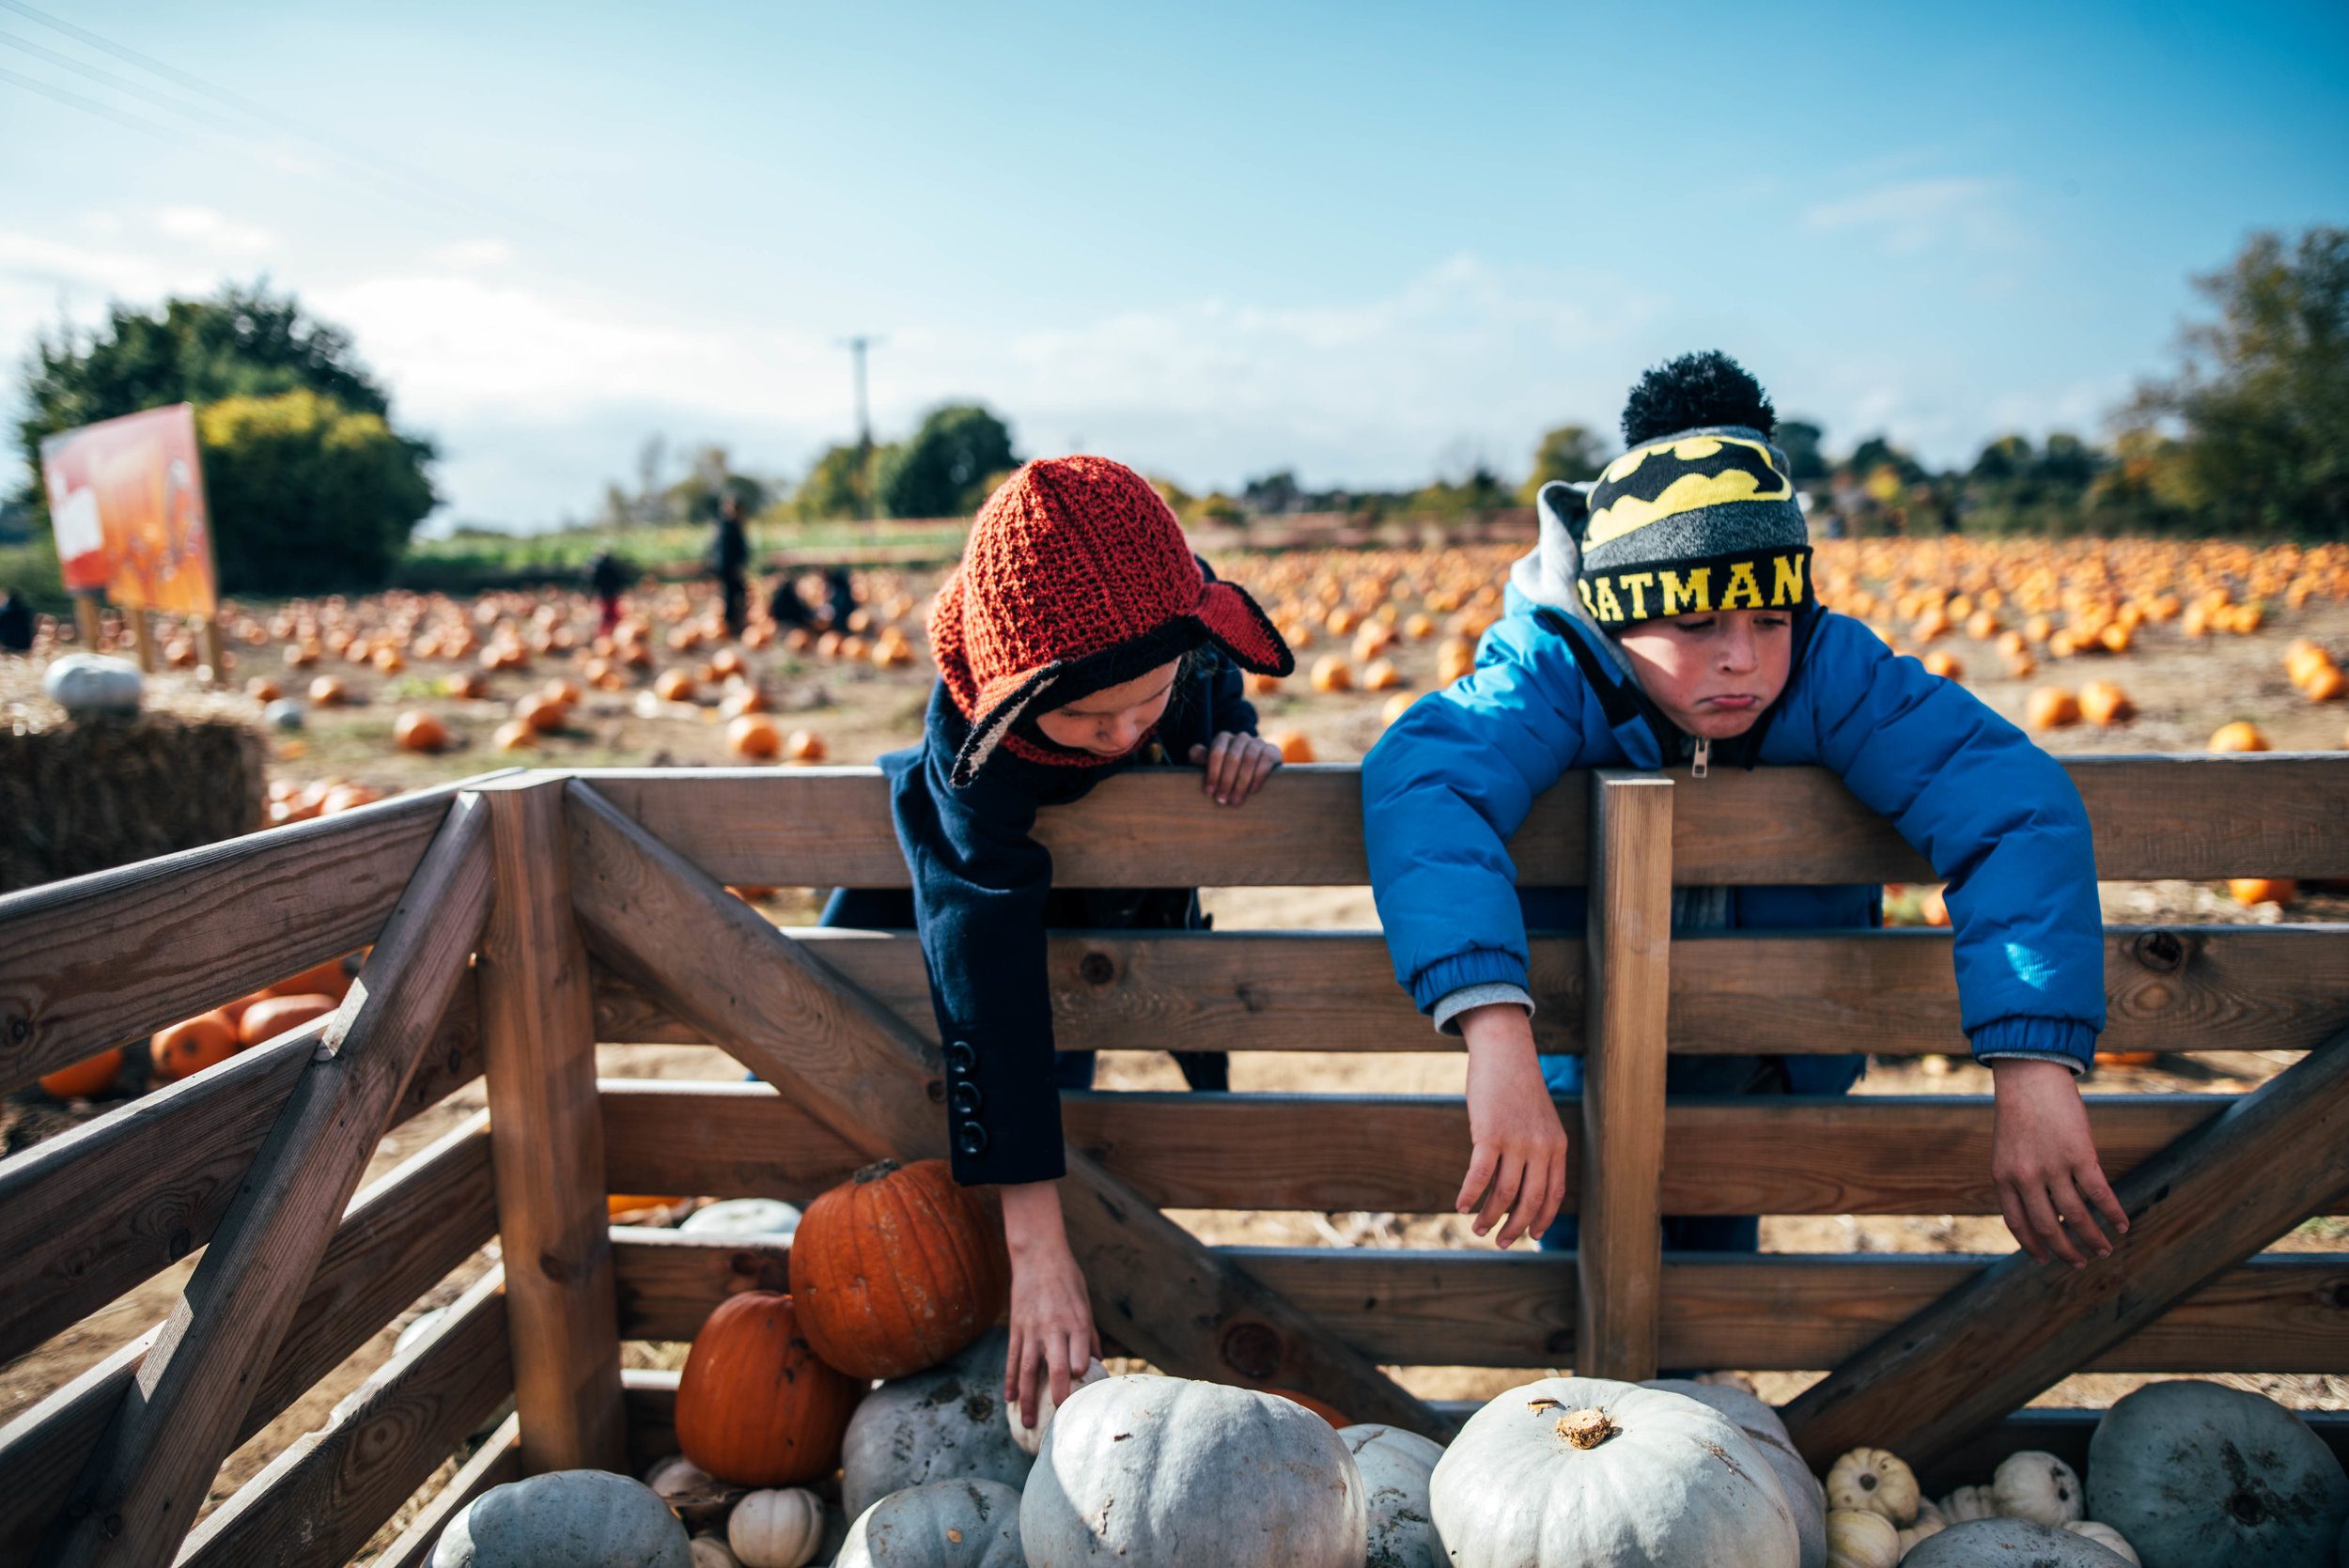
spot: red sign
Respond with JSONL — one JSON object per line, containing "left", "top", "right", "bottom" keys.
{"left": 40, "top": 403, "right": 218, "bottom": 616}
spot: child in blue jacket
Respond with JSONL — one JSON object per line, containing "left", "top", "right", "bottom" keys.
{"left": 1363, "top": 352, "right": 2128, "bottom": 1270}
{"left": 821, "top": 456, "right": 1294, "bottom": 1428}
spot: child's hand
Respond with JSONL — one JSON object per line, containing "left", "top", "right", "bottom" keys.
{"left": 1187, "top": 732, "right": 1282, "bottom": 806}
{"left": 999, "top": 1181, "right": 1100, "bottom": 1423}
{"left": 1991, "top": 1059, "right": 2130, "bottom": 1267}
{"left": 1457, "top": 1003, "right": 1568, "bottom": 1247}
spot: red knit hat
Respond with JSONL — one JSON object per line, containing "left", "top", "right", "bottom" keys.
{"left": 930, "top": 456, "right": 1292, "bottom": 785}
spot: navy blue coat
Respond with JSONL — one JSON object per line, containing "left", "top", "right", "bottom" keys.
{"left": 832, "top": 656, "right": 1259, "bottom": 1188}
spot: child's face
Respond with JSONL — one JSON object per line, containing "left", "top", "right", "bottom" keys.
{"left": 1616, "top": 609, "right": 1794, "bottom": 739}
{"left": 1034, "top": 659, "right": 1181, "bottom": 757}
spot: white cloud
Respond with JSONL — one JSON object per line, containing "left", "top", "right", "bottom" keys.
{"left": 426, "top": 238, "right": 513, "bottom": 270}
{"left": 154, "top": 207, "right": 276, "bottom": 256}
{"left": 1803, "top": 177, "right": 2028, "bottom": 256}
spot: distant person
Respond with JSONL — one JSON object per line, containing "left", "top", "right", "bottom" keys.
{"left": 767, "top": 572, "right": 818, "bottom": 630}
{"left": 0, "top": 590, "right": 33, "bottom": 652}
{"left": 712, "top": 494, "right": 751, "bottom": 638}
{"left": 824, "top": 567, "right": 857, "bottom": 630}
{"left": 587, "top": 551, "right": 630, "bottom": 637}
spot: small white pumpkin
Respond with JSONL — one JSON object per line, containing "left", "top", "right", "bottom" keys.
{"left": 727, "top": 1487, "right": 826, "bottom": 1568}
{"left": 1991, "top": 1450, "right": 2083, "bottom": 1528}
{"left": 689, "top": 1537, "right": 741, "bottom": 1568}
{"left": 1897, "top": 1516, "right": 1945, "bottom": 1555}
{"left": 1428, "top": 1377, "right": 1797, "bottom": 1568}
{"left": 1910, "top": 1497, "right": 1947, "bottom": 1530}
{"left": 43, "top": 654, "right": 142, "bottom": 715}
{"left": 1339, "top": 1423, "right": 1447, "bottom": 1568}
{"left": 1899, "top": 1516, "right": 2132, "bottom": 1565}
{"left": 835, "top": 1478, "right": 1023, "bottom": 1568}
{"left": 1825, "top": 1509, "right": 1900, "bottom": 1568}
{"left": 646, "top": 1455, "right": 716, "bottom": 1501}
{"left": 1828, "top": 1448, "right": 1921, "bottom": 1526}
{"left": 1647, "top": 1378, "right": 1826, "bottom": 1568}
{"left": 680, "top": 1198, "right": 801, "bottom": 1238}
{"left": 1005, "top": 1357, "right": 1106, "bottom": 1458}
{"left": 433, "top": 1469, "right": 691, "bottom": 1567}
{"left": 2063, "top": 1521, "right": 2139, "bottom": 1565}
{"left": 841, "top": 1327, "right": 1032, "bottom": 1519}
{"left": 1937, "top": 1485, "right": 1997, "bottom": 1523}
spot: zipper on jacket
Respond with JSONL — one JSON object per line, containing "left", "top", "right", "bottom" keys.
{"left": 1691, "top": 737, "right": 1710, "bottom": 778}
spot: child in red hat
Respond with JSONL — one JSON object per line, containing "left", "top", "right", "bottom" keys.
{"left": 818, "top": 455, "right": 1294, "bottom": 1425}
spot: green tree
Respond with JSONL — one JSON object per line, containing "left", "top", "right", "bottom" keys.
{"left": 1521, "top": 424, "right": 1609, "bottom": 500}
{"left": 795, "top": 442, "right": 877, "bottom": 520}
{"left": 1775, "top": 420, "right": 1828, "bottom": 483}
{"left": 875, "top": 403, "right": 1018, "bottom": 519}
{"left": 13, "top": 282, "right": 438, "bottom": 590}
{"left": 2123, "top": 226, "right": 2349, "bottom": 536}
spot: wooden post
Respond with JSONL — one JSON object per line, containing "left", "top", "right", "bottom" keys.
{"left": 477, "top": 776, "right": 627, "bottom": 1474}
{"left": 1576, "top": 770, "right": 1673, "bottom": 1381}
{"left": 125, "top": 608, "right": 155, "bottom": 674}
{"left": 199, "top": 617, "right": 226, "bottom": 687}
{"left": 71, "top": 594, "right": 101, "bottom": 651}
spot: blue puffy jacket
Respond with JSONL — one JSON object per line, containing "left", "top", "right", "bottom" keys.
{"left": 1364, "top": 565, "right": 2107, "bottom": 1070}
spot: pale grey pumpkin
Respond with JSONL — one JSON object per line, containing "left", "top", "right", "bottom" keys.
{"left": 2087, "top": 1380, "right": 2349, "bottom": 1568}
{"left": 1020, "top": 1374, "right": 1367, "bottom": 1568}
{"left": 1646, "top": 1377, "right": 1826, "bottom": 1568}
{"left": 1428, "top": 1377, "right": 1799, "bottom": 1568}
{"left": 1991, "top": 1449, "right": 2083, "bottom": 1527}
{"left": 1899, "top": 1516, "right": 2132, "bottom": 1565}
{"left": 833, "top": 1479, "right": 1023, "bottom": 1568}
{"left": 1006, "top": 1357, "right": 1107, "bottom": 1458}
{"left": 433, "top": 1469, "right": 692, "bottom": 1567}
{"left": 680, "top": 1199, "right": 801, "bottom": 1238}
{"left": 1340, "top": 1422, "right": 1447, "bottom": 1568}
{"left": 727, "top": 1487, "right": 825, "bottom": 1568}
{"left": 840, "top": 1327, "right": 1032, "bottom": 1519}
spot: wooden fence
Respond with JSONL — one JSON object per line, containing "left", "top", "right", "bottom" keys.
{"left": 2, "top": 753, "right": 2347, "bottom": 1564}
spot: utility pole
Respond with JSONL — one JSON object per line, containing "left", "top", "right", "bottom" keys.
{"left": 838, "top": 335, "right": 883, "bottom": 520}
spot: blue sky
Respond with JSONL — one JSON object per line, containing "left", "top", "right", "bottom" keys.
{"left": 4, "top": 0, "right": 2344, "bottom": 530}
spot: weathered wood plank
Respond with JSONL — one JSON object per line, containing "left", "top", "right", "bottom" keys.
{"left": 0, "top": 980, "right": 484, "bottom": 1369}
{"left": 478, "top": 778, "right": 627, "bottom": 1476}
{"left": 40, "top": 796, "right": 493, "bottom": 1568}
{"left": 0, "top": 771, "right": 514, "bottom": 1093}
{"left": 592, "top": 924, "right": 2349, "bottom": 1060}
{"left": 1578, "top": 772, "right": 1673, "bottom": 1381}
{"left": 1917, "top": 1410, "right": 2349, "bottom": 1496}
{"left": 611, "top": 1226, "right": 790, "bottom": 1342}
{"left": 565, "top": 778, "right": 1451, "bottom": 1439}
{"left": 1782, "top": 1030, "right": 2349, "bottom": 1467}
{"left": 374, "top": 1413, "right": 522, "bottom": 1568}
{"left": 175, "top": 1267, "right": 512, "bottom": 1568}
{"left": 0, "top": 1114, "right": 497, "bottom": 1561}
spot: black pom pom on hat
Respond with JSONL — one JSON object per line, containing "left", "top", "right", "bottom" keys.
{"left": 1621, "top": 350, "right": 1776, "bottom": 447}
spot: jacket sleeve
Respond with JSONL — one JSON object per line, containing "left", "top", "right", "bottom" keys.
{"left": 1787, "top": 613, "right": 2107, "bottom": 1068}
{"left": 889, "top": 747, "right": 1066, "bottom": 1186}
{"left": 1362, "top": 614, "right": 1611, "bottom": 1015}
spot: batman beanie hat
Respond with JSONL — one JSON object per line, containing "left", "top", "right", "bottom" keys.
{"left": 1574, "top": 350, "right": 1813, "bottom": 629}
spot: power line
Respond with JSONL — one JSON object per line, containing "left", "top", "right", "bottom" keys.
{"left": 0, "top": 61, "right": 196, "bottom": 147}
{"left": 0, "top": 28, "right": 241, "bottom": 135}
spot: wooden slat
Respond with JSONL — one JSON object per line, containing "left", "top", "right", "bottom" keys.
{"left": 1783, "top": 1030, "right": 2349, "bottom": 1467}
{"left": 175, "top": 1268, "right": 512, "bottom": 1568}
{"left": 374, "top": 1413, "right": 522, "bottom": 1568}
{"left": 593, "top": 923, "right": 2349, "bottom": 1060}
{"left": 0, "top": 980, "right": 484, "bottom": 1369}
{"left": 1920, "top": 1409, "right": 2349, "bottom": 1495}
{"left": 601, "top": 1083, "right": 2317, "bottom": 1219}
{"left": 42, "top": 796, "right": 494, "bottom": 1568}
{"left": 572, "top": 755, "right": 2349, "bottom": 889}
{"left": 620, "top": 1368, "right": 682, "bottom": 1477}
{"left": 612, "top": 1226, "right": 790, "bottom": 1340}
{"left": 0, "top": 771, "right": 514, "bottom": 1093}
{"left": 564, "top": 778, "right": 1452, "bottom": 1439}
{"left": 0, "top": 1114, "right": 497, "bottom": 1561}
{"left": 477, "top": 778, "right": 627, "bottom": 1475}
{"left": 1221, "top": 1249, "right": 2349, "bottom": 1373}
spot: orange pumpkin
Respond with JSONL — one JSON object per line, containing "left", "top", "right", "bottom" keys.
{"left": 676, "top": 1291, "right": 863, "bottom": 1486}
{"left": 609, "top": 1193, "right": 687, "bottom": 1217}
{"left": 2025, "top": 688, "right": 2081, "bottom": 729}
{"left": 394, "top": 710, "right": 449, "bottom": 753}
{"left": 654, "top": 668, "right": 698, "bottom": 703}
{"left": 515, "top": 691, "right": 568, "bottom": 733}
{"left": 788, "top": 1158, "right": 1009, "bottom": 1380}
{"left": 153, "top": 1011, "right": 239, "bottom": 1080}
{"left": 2209, "top": 721, "right": 2270, "bottom": 753}
{"left": 1268, "top": 1388, "right": 1351, "bottom": 1428}
{"left": 2229, "top": 877, "right": 2296, "bottom": 908}
{"left": 268, "top": 955, "right": 354, "bottom": 1002}
{"left": 1268, "top": 730, "right": 1315, "bottom": 764}
{"left": 2077, "top": 680, "right": 2134, "bottom": 727}
{"left": 41, "top": 1049, "right": 123, "bottom": 1099}
{"left": 239, "top": 992, "right": 338, "bottom": 1047}
{"left": 784, "top": 729, "right": 828, "bottom": 763}
{"left": 728, "top": 715, "right": 783, "bottom": 760}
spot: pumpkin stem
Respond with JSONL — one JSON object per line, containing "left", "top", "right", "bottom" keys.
{"left": 1557, "top": 1407, "right": 1618, "bottom": 1450}
{"left": 852, "top": 1158, "right": 902, "bottom": 1184}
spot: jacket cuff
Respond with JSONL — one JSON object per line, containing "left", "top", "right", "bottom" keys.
{"left": 1409, "top": 949, "right": 1531, "bottom": 1015}
{"left": 1434, "top": 983, "right": 1535, "bottom": 1036}
{"left": 1969, "top": 1016, "right": 2097, "bottom": 1074}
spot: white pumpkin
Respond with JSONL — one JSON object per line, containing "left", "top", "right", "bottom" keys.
{"left": 2063, "top": 1521, "right": 2140, "bottom": 1565}
{"left": 1021, "top": 1374, "right": 1366, "bottom": 1568}
{"left": 1898, "top": 1516, "right": 2132, "bottom": 1565}
{"left": 727, "top": 1487, "right": 826, "bottom": 1568}
{"left": 841, "top": 1327, "right": 1032, "bottom": 1519}
{"left": 834, "top": 1479, "right": 1023, "bottom": 1568}
{"left": 1826, "top": 1509, "right": 1900, "bottom": 1568}
{"left": 1828, "top": 1447, "right": 1921, "bottom": 1526}
{"left": 646, "top": 1455, "right": 716, "bottom": 1501}
{"left": 1898, "top": 1517, "right": 1946, "bottom": 1555}
{"left": 1647, "top": 1378, "right": 1826, "bottom": 1568}
{"left": 680, "top": 1199, "right": 801, "bottom": 1237}
{"left": 1938, "top": 1485, "right": 1997, "bottom": 1523}
{"left": 690, "top": 1537, "right": 740, "bottom": 1568}
{"left": 433, "top": 1469, "right": 692, "bottom": 1567}
{"left": 43, "top": 654, "right": 142, "bottom": 715}
{"left": 2087, "top": 1378, "right": 2349, "bottom": 1568}
{"left": 1005, "top": 1357, "right": 1106, "bottom": 1458}
{"left": 1340, "top": 1423, "right": 1448, "bottom": 1568}
{"left": 1428, "top": 1377, "right": 1798, "bottom": 1568}
{"left": 1991, "top": 1449, "right": 2083, "bottom": 1527}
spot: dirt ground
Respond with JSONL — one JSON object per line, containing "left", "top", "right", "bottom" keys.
{"left": 6, "top": 547, "right": 2349, "bottom": 1550}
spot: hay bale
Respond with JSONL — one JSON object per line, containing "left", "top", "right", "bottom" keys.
{"left": 1, "top": 662, "right": 265, "bottom": 894}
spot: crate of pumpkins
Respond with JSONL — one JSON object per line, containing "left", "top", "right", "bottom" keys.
{"left": 429, "top": 1157, "right": 2349, "bottom": 1568}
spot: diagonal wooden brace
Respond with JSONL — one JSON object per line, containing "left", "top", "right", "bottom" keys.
{"left": 562, "top": 778, "right": 1455, "bottom": 1438}
{"left": 39, "top": 792, "right": 494, "bottom": 1568}
{"left": 1784, "top": 1027, "right": 2349, "bottom": 1467}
